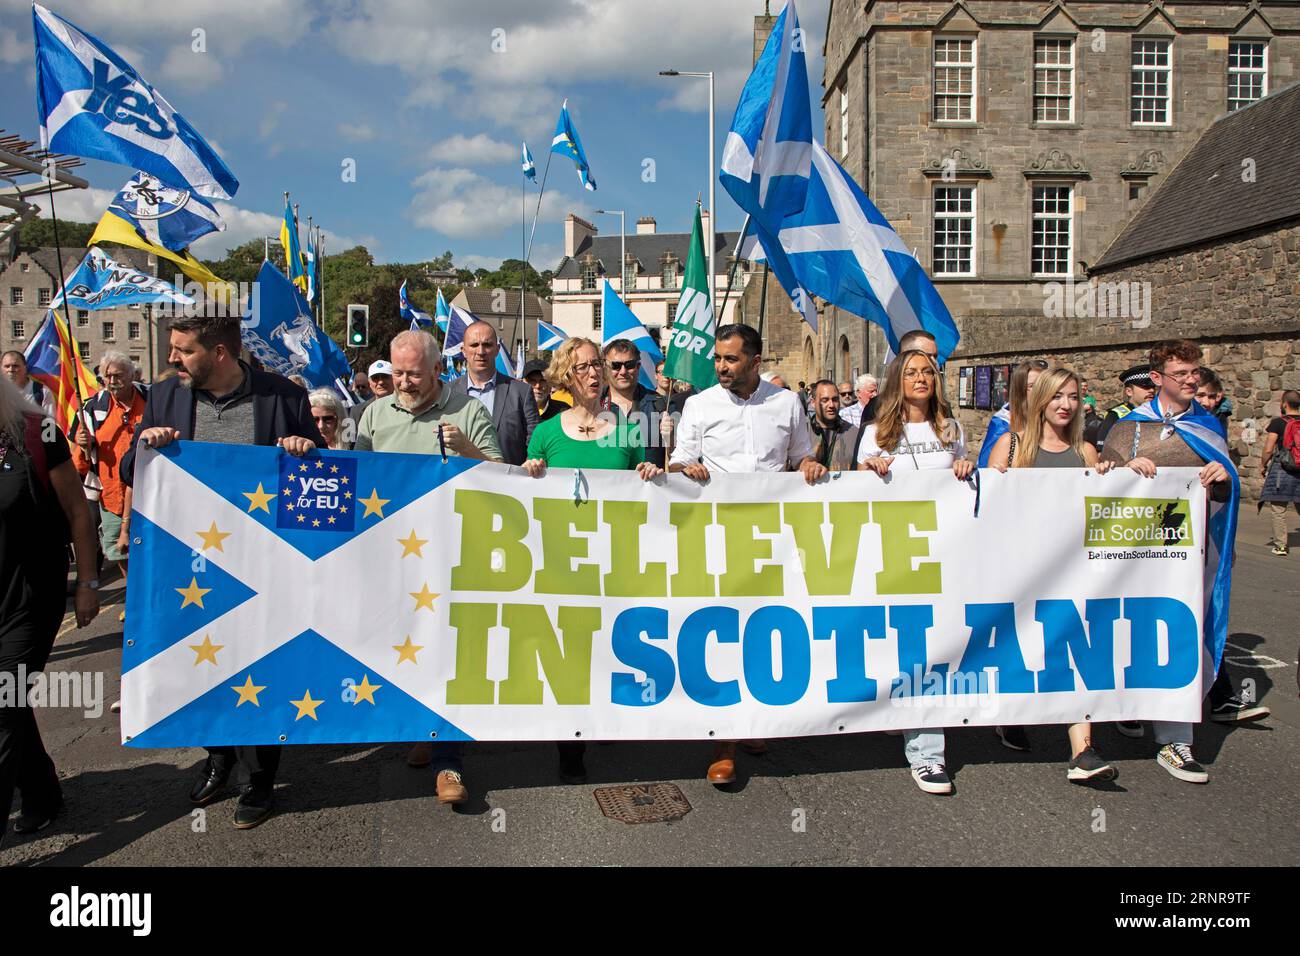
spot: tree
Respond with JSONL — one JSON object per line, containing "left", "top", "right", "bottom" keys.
{"left": 17, "top": 217, "right": 97, "bottom": 252}
{"left": 429, "top": 249, "right": 454, "bottom": 271}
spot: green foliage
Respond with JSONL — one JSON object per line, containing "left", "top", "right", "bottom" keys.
{"left": 16, "top": 217, "right": 97, "bottom": 251}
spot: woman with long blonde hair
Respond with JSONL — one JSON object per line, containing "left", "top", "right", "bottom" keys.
{"left": 988, "top": 365, "right": 1117, "bottom": 783}
{"left": 857, "top": 349, "right": 972, "bottom": 796}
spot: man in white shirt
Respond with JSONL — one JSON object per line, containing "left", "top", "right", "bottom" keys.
{"left": 840, "top": 374, "right": 877, "bottom": 428}
{"left": 668, "top": 324, "right": 825, "bottom": 785}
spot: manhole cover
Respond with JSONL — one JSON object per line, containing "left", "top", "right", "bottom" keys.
{"left": 593, "top": 783, "right": 692, "bottom": 824}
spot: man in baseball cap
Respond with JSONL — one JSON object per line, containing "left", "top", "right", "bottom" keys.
{"left": 1095, "top": 364, "right": 1155, "bottom": 448}
{"left": 348, "top": 360, "right": 394, "bottom": 430}
{"left": 522, "top": 358, "right": 568, "bottom": 422}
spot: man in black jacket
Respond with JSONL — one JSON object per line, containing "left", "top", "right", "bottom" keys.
{"left": 122, "top": 315, "right": 323, "bottom": 830}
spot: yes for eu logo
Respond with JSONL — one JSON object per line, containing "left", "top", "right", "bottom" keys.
{"left": 277, "top": 457, "right": 356, "bottom": 533}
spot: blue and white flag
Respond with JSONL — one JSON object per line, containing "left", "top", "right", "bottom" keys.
{"left": 719, "top": 0, "right": 812, "bottom": 236}
{"left": 977, "top": 405, "right": 1012, "bottom": 468}
{"left": 33, "top": 4, "right": 239, "bottom": 200}
{"left": 601, "top": 280, "right": 662, "bottom": 391}
{"left": 107, "top": 171, "right": 225, "bottom": 252}
{"left": 496, "top": 342, "right": 517, "bottom": 378}
{"left": 746, "top": 141, "right": 959, "bottom": 359}
{"left": 50, "top": 246, "right": 193, "bottom": 312}
{"left": 434, "top": 288, "right": 450, "bottom": 334}
{"left": 442, "top": 303, "right": 477, "bottom": 359}
{"left": 537, "top": 318, "right": 569, "bottom": 351}
{"left": 400, "top": 279, "right": 433, "bottom": 331}
{"left": 242, "top": 260, "right": 352, "bottom": 393}
{"left": 305, "top": 236, "right": 317, "bottom": 304}
{"left": 522, "top": 141, "right": 537, "bottom": 182}
{"left": 1124, "top": 396, "right": 1239, "bottom": 679}
{"left": 551, "top": 99, "right": 596, "bottom": 191}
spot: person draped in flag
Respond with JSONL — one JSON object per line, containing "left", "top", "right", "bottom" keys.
{"left": 1100, "top": 339, "right": 1266, "bottom": 783}
{"left": 987, "top": 365, "right": 1119, "bottom": 785}
{"left": 977, "top": 359, "right": 1051, "bottom": 469}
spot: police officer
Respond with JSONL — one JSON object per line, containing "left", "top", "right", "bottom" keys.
{"left": 1092, "top": 365, "right": 1155, "bottom": 449}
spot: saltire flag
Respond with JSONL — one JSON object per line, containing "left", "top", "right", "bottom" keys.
{"left": 551, "top": 99, "right": 596, "bottom": 191}
{"left": 434, "top": 288, "right": 450, "bottom": 334}
{"left": 400, "top": 279, "right": 433, "bottom": 331}
{"left": 976, "top": 405, "right": 1012, "bottom": 469}
{"left": 661, "top": 205, "right": 718, "bottom": 392}
{"left": 32, "top": 4, "right": 238, "bottom": 200}
{"left": 1125, "top": 397, "right": 1239, "bottom": 681}
{"left": 746, "top": 141, "right": 959, "bottom": 359}
{"left": 280, "top": 198, "right": 307, "bottom": 294}
{"left": 120, "top": 441, "right": 484, "bottom": 747}
{"left": 442, "top": 303, "right": 476, "bottom": 359}
{"left": 305, "top": 235, "right": 317, "bottom": 304}
{"left": 89, "top": 207, "right": 227, "bottom": 293}
{"left": 600, "top": 280, "right": 661, "bottom": 391}
{"left": 50, "top": 246, "right": 194, "bottom": 312}
{"left": 495, "top": 341, "right": 516, "bottom": 378}
{"left": 242, "top": 261, "right": 352, "bottom": 394}
{"left": 23, "top": 309, "right": 99, "bottom": 433}
{"left": 107, "top": 171, "right": 224, "bottom": 252}
{"left": 537, "top": 318, "right": 568, "bottom": 351}
{"left": 719, "top": 0, "right": 811, "bottom": 236}
{"left": 522, "top": 141, "right": 537, "bottom": 182}
{"left": 514, "top": 340, "right": 525, "bottom": 379}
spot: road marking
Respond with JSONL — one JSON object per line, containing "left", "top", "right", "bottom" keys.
{"left": 1223, "top": 643, "right": 1289, "bottom": 670}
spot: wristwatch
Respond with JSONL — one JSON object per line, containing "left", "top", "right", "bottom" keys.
{"left": 77, "top": 578, "right": 100, "bottom": 590}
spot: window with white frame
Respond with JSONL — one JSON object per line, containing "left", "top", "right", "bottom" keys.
{"left": 840, "top": 86, "right": 850, "bottom": 158}
{"left": 128, "top": 321, "right": 142, "bottom": 341}
{"left": 592, "top": 301, "right": 602, "bottom": 330}
{"left": 76, "top": 309, "right": 89, "bottom": 326}
{"left": 1032, "top": 185, "right": 1073, "bottom": 277}
{"left": 11, "top": 321, "right": 24, "bottom": 340}
{"left": 932, "top": 185, "right": 975, "bottom": 276}
{"left": 102, "top": 321, "right": 115, "bottom": 340}
{"left": 662, "top": 260, "right": 678, "bottom": 290}
{"left": 933, "top": 37, "right": 976, "bottom": 122}
{"left": 9, "top": 288, "right": 22, "bottom": 305}
{"left": 623, "top": 260, "right": 636, "bottom": 292}
{"left": 1228, "top": 40, "right": 1267, "bottom": 111}
{"left": 581, "top": 262, "right": 597, "bottom": 291}
{"left": 1130, "top": 38, "right": 1172, "bottom": 125}
{"left": 1034, "top": 37, "right": 1074, "bottom": 123}
{"left": 78, "top": 342, "right": 90, "bottom": 361}
{"left": 667, "top": 302, "right": 677, "bottom": 327}
{"left": 38, "top": 288, "right": 52, "bottom": 307}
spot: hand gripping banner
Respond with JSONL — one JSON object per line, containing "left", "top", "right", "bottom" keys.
{"left": 122, "top": 443, "right": 1210, "bottom": 747}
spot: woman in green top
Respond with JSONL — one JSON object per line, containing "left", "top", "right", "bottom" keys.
{"left": 522, "top": 337, "right": 664, "bottom": 785}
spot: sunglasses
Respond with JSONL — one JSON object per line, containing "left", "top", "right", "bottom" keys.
{"left": 607, "top": 360, "right": 638, "bottom": 372}
{"left": 313, "top": 415, "right": 337, "bottom": 424}
{"left": 839, "top": 391, "right": 853, "bottom": 398}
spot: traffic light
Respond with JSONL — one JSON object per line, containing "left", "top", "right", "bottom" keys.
{"left": 346, "top": 304, "right": 369, "bottom": 347}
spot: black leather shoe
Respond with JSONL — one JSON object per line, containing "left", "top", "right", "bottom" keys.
{"left": 13, "top": 795, "right": 64, "bottom": 835}
{"left": 189, "top": 758, "right": 231, "bottom": 806}
{"left": 233, "top": 787, "right": 274, "bottom": 829}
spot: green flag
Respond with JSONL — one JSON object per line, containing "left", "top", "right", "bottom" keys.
{"left": 662, "top": 205, "right": 717, "bottom": 391}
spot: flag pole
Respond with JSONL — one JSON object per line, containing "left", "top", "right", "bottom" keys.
{"left": 42, "top": 177, "right": 90, "bottom": 424}
{"left": 517, "top": 168, "right": 526, "bottom": 365}
{"left": 715, "top": 214, "right": 750, "bottom": 327}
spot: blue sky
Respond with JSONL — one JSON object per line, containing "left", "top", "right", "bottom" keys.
{"left": 1, "top": 0, "right": 829, "bottom": 271}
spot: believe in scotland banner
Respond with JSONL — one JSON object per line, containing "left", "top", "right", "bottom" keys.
{"left": 122, "top": 443, "right": 1210, "bottom": 747}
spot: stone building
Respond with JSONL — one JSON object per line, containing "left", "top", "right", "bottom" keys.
{"left": 450, "top": 286, "right": 552, "bottom": 362}
{"left": 0, "top": 245, "right": 170, "bottom": 378}
{"left": 759, "top": 0, "right": 1300, "bottom": 391}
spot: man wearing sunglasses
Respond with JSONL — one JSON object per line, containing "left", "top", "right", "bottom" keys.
{"left": 70, "top": 352, "right": 147, "bottom": 636}
{"left": 600, "top": 339, "right": 684, "bottom": 468}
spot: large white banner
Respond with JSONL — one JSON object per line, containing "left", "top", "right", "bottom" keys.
{"left": 123, "top": 444, "right": 1208, "bottom": 746}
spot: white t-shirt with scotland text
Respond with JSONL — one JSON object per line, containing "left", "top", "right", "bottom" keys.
{"left": 855, "top": 420, "right": 966, "bottom": 471}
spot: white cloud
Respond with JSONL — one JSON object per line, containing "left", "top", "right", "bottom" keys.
{"left": 408, "top": 166, "right": 582, "bottom": 240}
{"left": 338, "top": 122, "right": 377, "bottom": 141}
{"left": 0, "top": 26, "right": 24, "bottom": 65}
{"left": 158, "top": 45, "right": 225, "bottom": 89}
{"left": 427, "top": 133, "right": 515, "bottom": 166}
{"left": 30, "top": 187, "right": 119, "bottom": 224}
{"left": 259, "top": 100, "right": 289, "bottom": 141}
{"left": 457, "top": 254, "right": 502, "bottom": 272}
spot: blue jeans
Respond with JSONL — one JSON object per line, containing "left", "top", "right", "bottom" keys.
{"left": 430, "top": 742, "right": 463, "bottom": 775}
{"left": 1153, "top": 721, "right": 1193, "bottom": 746}
{"left": 903, "top": 729, "right": 945, "bottom": 768}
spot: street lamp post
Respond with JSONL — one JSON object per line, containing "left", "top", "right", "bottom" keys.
{"left": 593, "top": 208, "right": 626, "bottom": 304}
{"left": 658, "top": 69, "right": 716, "bottom": 314}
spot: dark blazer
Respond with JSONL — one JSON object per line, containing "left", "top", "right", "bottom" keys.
{"left": 448, "top": 371, "right": 538, "bottom": 465}
{"left": 122, "top": 364, "right": 324, "bottom": 485}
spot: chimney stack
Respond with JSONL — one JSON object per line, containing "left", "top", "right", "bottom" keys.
{"left": 564, "top": 213, "right": 597, "bottom": 258}
{"left": 636, "top": 216, "right": 657, "bottom": 235}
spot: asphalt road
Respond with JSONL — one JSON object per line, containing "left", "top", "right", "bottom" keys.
{"left": 3, "top": 506, "right": 1296, "bottom": 867}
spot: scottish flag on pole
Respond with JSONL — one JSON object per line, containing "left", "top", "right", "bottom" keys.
{"left": 537, "top": 318, "right": 569, "bottom": 351}
{"left": 434, "top": 288, "right": 451, "bottom": 333}
{"left": 400, "top": 279, "right": 433, "bottom": 331}
{"left": 242, "top": 261, "right": 352, "bottom": 392}
{"left": 495, "top": 341, "right": 517, "bottom": 378}
{"left": 33, "top": 4, "right": 238, "bottom": 200}
{"left": 719, "top": 0, "right": 812, "bottom": 235}
{"left": 552, "top": 99, "right": 596, "bottom": 191}
{"left": 748, "top": 141, "right": 959, "bottom": 360}
{"left": 107, "top": 172, "right": 225, "bottom": 252}
{"left": 600, "top": 280, "right": 662, "bottom": 391}
{"left": 305, "top": 236, "right": 317, "bottom": 304}
{"left": 50, "top": 246, "right": 194, "bottom": 312}
{"left": 442, "top": 303, "right": 476, "bottom": 359}
{"left": 522, "top": 142, "right": 537, "bottom": 182}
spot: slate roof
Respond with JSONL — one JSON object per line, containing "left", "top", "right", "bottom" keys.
{"left": 553, "top": 230, "right": 741, "bottom": 279}
{"left": 453, "top": 287, "right": 552, "bottom": 323}
{"left": 1094, "top": 80, "right": 1300, "bottom": 271}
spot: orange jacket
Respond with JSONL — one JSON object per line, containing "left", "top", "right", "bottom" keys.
{"left": 73, "top": 389, "right": 146, "bottom": 516}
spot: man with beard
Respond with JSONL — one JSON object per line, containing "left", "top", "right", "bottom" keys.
{"left": 121, "top": 315, "right": 324, "bottom": 830}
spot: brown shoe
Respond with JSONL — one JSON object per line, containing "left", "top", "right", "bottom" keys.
{"left": 707, "top": 743, "right": 737, "bottom": 785}
{"left": 739, "top": 739, "right": 767, "bottom": 756}
{"left": 406, "top": 741, "right": 433, "bottom": 768}
{"left": 436, "top": 770, "right": 468, "bottom": 804}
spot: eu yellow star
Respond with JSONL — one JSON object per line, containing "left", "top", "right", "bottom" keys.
{"left": 341, "top": 476, "right": 349, "bottom": 485}
{"left": 410, "top": 583, "right": 439, "bottom": 612}
{"left": 242, "top": 483, "right": 274, "bottom": 513}
{"left": 398, "top": 530, "right": 427, "bottom": 558}
{"left": 176, "top": 577, "right": 211, "bottom": 609}
{"left": 296, "top": 513, "right": 305, "bottom": 523}
{"left": 352, "top": 675, "right": 382, "bottom": 705}
{"left": 291, "top": 690, "right": 323, "bottom": 721}
{"left": 359, "top": 488, "right": 389, "bottom": 519}
{"left": 299, "top": 463, "right": 309, "bottom": 472}
{"left": 194, "top": 522, "right": 231, "bottom": 552}
{"left": 231, "top": 674, "right": 265, "bottom": 707}
{"left": 330, "top": 464, "right": 339, "bottom": 473}
{"left": 312, "top": 518, "right": 321, "bottom": 527}
{"left": 339, "top": 505, "right": 348, "bottom": 514}
{"left": 189, "top": 634, "right": 223, "bottom": 665}
{"left": 285, "top": 502, "right": 295, "bottom": 511}
{"left": 315, "top": 460, "right": 324, "bottom": 470}
{"left": 283, "top": 486, "right": 293, "bottom": 496}
{"left": 393, "top": 635, "right": 423, "bottom": 664}
{"left": 327, "top": 515, "right": 336, "bottom": 525}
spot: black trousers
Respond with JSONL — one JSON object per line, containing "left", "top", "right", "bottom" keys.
{"left": 203, "top": 745, "right": 281, "bottom": 791}
{"left": 0, "top": 594, "right": 64, "bottom": 841}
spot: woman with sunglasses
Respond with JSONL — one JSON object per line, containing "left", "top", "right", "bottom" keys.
{"left": 987, "top": 365, "right": 1118, "bottom": 784}
{"left": 857, "top": 349, "right": 971, "bottom": 795}
{"left": 523, "top": 337, "right": 663, "bottom": 784}
{"left": 308, "top": 388, "right": 350, "bottom": 450}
